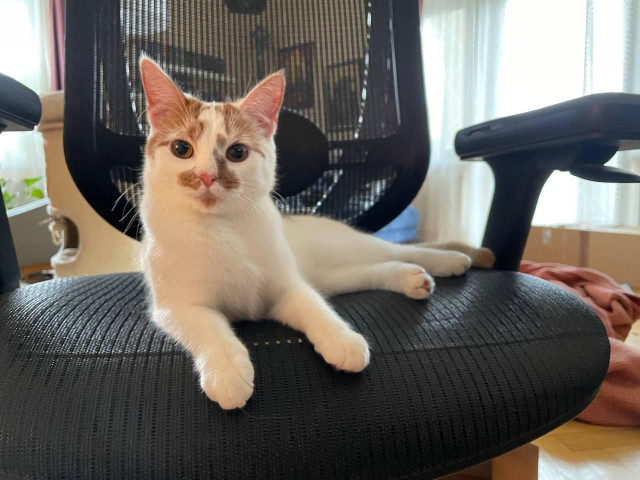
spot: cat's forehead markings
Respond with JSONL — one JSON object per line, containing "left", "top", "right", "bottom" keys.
{"left": 216, "top": 133, "right": 227, "bottom": 150}
{"left": 145, "top": 97, "right": 209, "bottom": 156}
{"left": 183, "top": 97, "right": 206, "bottom": 121}
{"left": 215, "top": 103, "right": 236, "bottom": 134}
{"left": 215, "top": 103, "right": 256, "bottom": 139}
{"left": 186, "top": 120, "right": 206, "bottom": 143}
{"left": 183, "top": 99, "right": 209, "bottom": 142}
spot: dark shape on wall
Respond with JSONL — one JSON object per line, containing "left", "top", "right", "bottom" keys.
{"left": 325, "top": 59, "right": 364, "bottom": 132}
{"left": 224, "top": 0, "right": 268, "bottom": 14}
{"left": 278, "top": 43, "right": 315, "bottom": 109}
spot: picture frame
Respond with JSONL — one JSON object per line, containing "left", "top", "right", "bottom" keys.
{"left": 278, "top": 42, "right": 315, "bottom": 109}
{"left": 324, "top": 59, "right": 364, "bottom": 132}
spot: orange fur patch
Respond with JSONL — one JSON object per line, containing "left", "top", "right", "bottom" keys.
{"left": 187, "top": 119, "right": 206, "bottom": 143}
{"left": 145, "top": 98, "right": 208, "bottom": 157}
{"left": 215, "top": 103, "right": 261, "bottom": 147}
{"left": 177, "top": 168, "right": 201, "bottom": 190}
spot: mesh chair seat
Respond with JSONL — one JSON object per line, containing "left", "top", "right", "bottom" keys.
{"left": 0, "top": 271, "right": 608, "bottom": 478}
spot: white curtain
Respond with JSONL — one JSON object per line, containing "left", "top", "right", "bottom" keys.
{"left": 416, "top": 0, "right": 640, "bottom": 245}
{"left": 0, "top": 0, "right": 50, "bottom": 211}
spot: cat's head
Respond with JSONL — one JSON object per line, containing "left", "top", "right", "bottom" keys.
{"left": 140, "top": 56, "right": 285, "bottom": 214}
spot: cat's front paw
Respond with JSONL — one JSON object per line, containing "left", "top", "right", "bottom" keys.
{"left": 429, "top": 252, "right": 472, "bottom": 277}
{"left": 315, "top": 329, "right": 370, "bottom": 373}
{"left": 199, "top": 350, "right": 255, "bottom": 410}
{"left": 404, "top": 266, "right": 435, "bottom": 299}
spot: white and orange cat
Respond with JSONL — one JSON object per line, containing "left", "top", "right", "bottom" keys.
{"left": 139, "top": 57, "right": 494, "bottom": 409}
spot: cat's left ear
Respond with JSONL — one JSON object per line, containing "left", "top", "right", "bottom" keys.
{"left": 238, "top": 71, "right": 286, "bottom": 138}
{"left": 140, "top": 55, "right": 185, "bottom": 130}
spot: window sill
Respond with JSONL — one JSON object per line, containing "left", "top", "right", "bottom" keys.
{"left": 6, "top": 198, "right": 50, "bottom": 218}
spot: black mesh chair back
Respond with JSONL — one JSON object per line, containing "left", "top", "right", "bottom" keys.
{"left": 64, "top": 0, "right": 428, "bottom": 238}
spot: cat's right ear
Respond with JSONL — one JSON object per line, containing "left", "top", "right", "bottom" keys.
{"left": 140, "top": 56, "right": 185, "bottom": 130}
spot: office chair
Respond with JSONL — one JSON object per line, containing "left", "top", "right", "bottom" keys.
{"left": 4, "top": 0, "right": 636, "bottom": 477}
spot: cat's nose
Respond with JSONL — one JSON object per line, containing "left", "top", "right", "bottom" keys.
{"left": 198, "top": 172, "right": 217, "bottom": 188}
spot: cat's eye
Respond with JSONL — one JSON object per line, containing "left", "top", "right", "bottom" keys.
{"left": 171, "top": 140, "right": 194, "bottom": 159}
{"left": 226, "top": 144, "right": 249, "bottom": 163}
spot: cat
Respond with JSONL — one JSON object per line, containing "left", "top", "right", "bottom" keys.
{"left": 139, "top": 57, "right": 494, "bottom": 410}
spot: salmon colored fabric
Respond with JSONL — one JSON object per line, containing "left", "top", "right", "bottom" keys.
{"left": 519, "top": 261, "right": 640, "bottom": 426}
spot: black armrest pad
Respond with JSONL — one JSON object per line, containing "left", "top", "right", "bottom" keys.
{"left": 455, "top": 93, "right": 640, "bottom": 159}
{"left": 0, "top": 73, "right": 42, "bottom": 131}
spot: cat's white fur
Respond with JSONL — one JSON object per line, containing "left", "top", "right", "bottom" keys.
{"left": 139, "top": 58, "right": 490, "bottom": 409}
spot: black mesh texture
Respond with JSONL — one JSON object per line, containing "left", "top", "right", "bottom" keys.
{"left": 64, "top": 0, "right": 429, "bottom": 238}
{"left": 0, "top": 271, "right": 609, "bottom": 478}
{"left": 107, "top": 0, "right": 397, "bottom": 141}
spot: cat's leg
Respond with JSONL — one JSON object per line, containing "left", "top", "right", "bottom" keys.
{"left": 418, "top": 241, "right": 495, "bottom": 269}
{"left": 270, "top": 282, "right": 370, "bottom": 372}
{"left": 151, "top": 304, "right": 254, "bottom": 409}
{"left": 286, "top": 216, "right": 473, "bottom": 278}
{"left": 395, "top": 245, "right": 473, "bottom": 277}
{"left": 312, "top": 261, "right": 435, "bottom": 299}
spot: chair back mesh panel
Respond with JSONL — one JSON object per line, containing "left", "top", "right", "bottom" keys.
{"left": 64, "top": 0, "right": 429, "bottom": 238}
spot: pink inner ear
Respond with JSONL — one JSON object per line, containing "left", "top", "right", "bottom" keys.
{"left": 140, "top": 58, "right": 185, "bottom": 129}
{"left": 239, "top": 72, "right": 286, "bottom": 137}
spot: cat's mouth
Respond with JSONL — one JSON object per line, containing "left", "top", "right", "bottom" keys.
{"left": 197, "top": 191, "right": 217, "bottom": 207}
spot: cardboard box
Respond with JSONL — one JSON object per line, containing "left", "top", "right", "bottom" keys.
{"left": 523, "top": 226, "right": 587, "bottom": 266}
{"left": 587, "top": 228, "right": 640, "bottom": 288}
{"left": 523, "top": 225, "right": 640, "bottom": 289}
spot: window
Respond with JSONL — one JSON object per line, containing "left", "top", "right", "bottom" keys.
{"left": 0, "top": 0, "right": 50, "bottom": 212}
{"left": 419, "top": 0, "right": 640, "bottom": 243}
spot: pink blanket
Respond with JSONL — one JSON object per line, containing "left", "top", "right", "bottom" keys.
{"left": 519, "top": 261, "right": 640, "bottom": 426}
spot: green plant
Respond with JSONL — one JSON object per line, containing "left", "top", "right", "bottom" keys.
{"left": 24, "top": 177, "right": 44, "bottom": 199}
{"left": 0, "top": 177, "right": 15, "bottom": 209}
{"left": 1, "top": 176, "right": 44, "bottom": 209}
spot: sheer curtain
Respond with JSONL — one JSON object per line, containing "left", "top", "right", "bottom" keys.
{"left": 0, "top": 0, "right": 50, "bottom": 211}
{"left": 416, "top": 0, "right": 640, "bottom": 245}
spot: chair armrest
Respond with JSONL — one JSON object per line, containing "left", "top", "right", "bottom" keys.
{"left": 0, "top": 74, "right": 42, "bottom": 292}
{"left": 454, "top": 93, "right": 640, "bottom": 270}
{"left": 455, "top": 93, "right": 640, "bottom": 161}
{"left": 0, "top": 194, "right": 20, "bottom": 293}
{"left": 0, "top": 73, "right": 42, "bottom": 132}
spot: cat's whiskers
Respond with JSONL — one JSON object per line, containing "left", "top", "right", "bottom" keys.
{"left": 122, "top": 194, "right": 146, "bottom": 237}
{"left": 112, "top": 181, "right": 140, "bottom": 213}
{"left": 123, "top": 210, "right": 140, "bottom": 237}
{"left": 135, "top": 106, "right": 149, "bottom": 126}
{"left": 120, "top": 191, "right": 142, "bottom": 223}
{"left": 133, "top": 188, "right": 174, "bottom": 237}
{"left": 233, "top": 193, "right": 258, "bottom": 220}
{"left": 270, "top": 190, "right": 289, "bottom": 213}
{"left": 239, "top": 178, "right": 290, "bottom": 213}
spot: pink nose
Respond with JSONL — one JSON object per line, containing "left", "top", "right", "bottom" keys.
{"left": 199, "top": 172, "right": 217, "bottom": 188}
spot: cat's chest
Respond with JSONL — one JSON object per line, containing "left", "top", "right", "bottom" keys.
{"left": 190, "top": 233, "right": 266, "bottom": 288}
{"left": 148, "top": 221, "right": 287, "bottom": 319}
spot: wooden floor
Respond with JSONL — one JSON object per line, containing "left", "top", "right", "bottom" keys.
{"left": 533, "top": 320, "right": 640, "bottom": 480}
{"left": 534, "top": 421, "right": 640, "bottom": 479}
